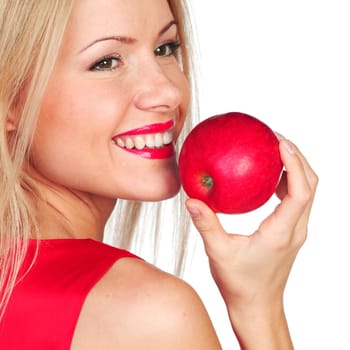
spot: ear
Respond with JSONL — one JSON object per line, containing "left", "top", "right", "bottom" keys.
{"left": 6, "top": 118, "right": 17, "bottom": 132}
{"left": 6, "top": 110, "right": 18, "bottom": 132}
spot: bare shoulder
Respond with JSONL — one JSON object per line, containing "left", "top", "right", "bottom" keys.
{"left": 71, "top": 257, "right": 221, "bottom": 350}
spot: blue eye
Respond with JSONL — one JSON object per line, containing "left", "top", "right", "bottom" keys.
{"left": 154, "top": 41, "right": 180, "bottom": 57}
{"left": 90, "top": 56, "right": 121, "bottom": 71}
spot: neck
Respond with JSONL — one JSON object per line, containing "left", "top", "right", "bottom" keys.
{"left": 29, "top": 174, "right": 116, "bottom": 241}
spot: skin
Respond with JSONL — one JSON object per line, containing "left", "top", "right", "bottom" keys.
{"left": 29, "top": 0, "right": 189, "bottom": 240}
{"left": 13, "top": 0, "right": 318, "bottom": 348}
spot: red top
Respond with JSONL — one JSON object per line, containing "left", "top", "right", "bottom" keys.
{"left": 0, "top": 239, "right": 138, "bottom": 349}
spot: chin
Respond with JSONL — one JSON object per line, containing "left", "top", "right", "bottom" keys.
{"left": 138, "top": 163, "right": 182, "bottom": 201}
{"left": 141, "top": 183, "right": 181, "bottom": 202}
{"left": 128, "top": 175, "right": 181, "bottom": 202}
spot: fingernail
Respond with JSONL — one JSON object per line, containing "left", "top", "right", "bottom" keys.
{"left": 281, "top": 139, "right": 295, "bottom": 155}
{"left": 274, "top": 131, "right": 286, "bottom": 141}
{"left": 186, "top": 204, "right": 201, "bottom": 219}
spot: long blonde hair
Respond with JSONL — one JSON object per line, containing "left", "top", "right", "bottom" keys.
{"left": 0, "top": 0, "right": 198, "bottom": 319}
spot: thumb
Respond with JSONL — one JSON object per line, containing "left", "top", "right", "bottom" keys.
{"left": 186, "top": 198, "right": 227, "bottom": 254}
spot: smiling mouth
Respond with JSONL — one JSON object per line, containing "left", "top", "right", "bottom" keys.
{"left": 112, "top": 120, "right": 176, "bottom": 159}
{"left": 113, "top": 129, "right": 173, "bottom": 150}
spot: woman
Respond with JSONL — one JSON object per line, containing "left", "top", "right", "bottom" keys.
{"left": 0, "top": 0, "right": 318, "bottom": 349}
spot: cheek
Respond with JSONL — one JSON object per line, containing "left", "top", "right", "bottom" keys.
{"left": 35, "top": 77, "right": 124, "bottom": 145}
{"left": 29, "top": 85, "right": 117, "bottom": 179}
{"left": 174, "top": 71, "right": 191, "bottom": 138}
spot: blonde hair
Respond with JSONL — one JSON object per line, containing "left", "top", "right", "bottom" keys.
{"left": 0, "top": 0, "right": 198, "bottom": 319}
{"left": 0, "top": 0, "right": 76, "bottom": 320}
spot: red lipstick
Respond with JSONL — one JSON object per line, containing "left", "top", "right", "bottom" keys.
{"left": 113, "top": 119, "right": 176, "bottom": 159}
{"left": 115, "top": 119, "right": 175, "bottom": 137}
{"left": 123, "top": 144, "right": 175, "bottom": 159}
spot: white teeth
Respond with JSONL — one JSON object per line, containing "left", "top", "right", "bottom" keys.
{"left": 134, "top": 136, "right": 145, "bottom": 150}
{"left": 154, "top": 133, "right": 163, "bottom": 148}
{"left": 163, "top": 131, "right": 172, "bottom": 145}
{"left": 114, "top": 130, "right": 173, "bottom": 150}
{"left": 145, "top": 134, "right": 155, "bottom": 148}
{"left": 125, "top": 137, "right": 134, "bottom": 149}
{"left": 116, "top": 138, "right": 125, "bottom": 148}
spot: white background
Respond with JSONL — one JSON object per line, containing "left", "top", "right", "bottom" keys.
{"left": 183, "top": 1, "right": 350, "bottom": 349}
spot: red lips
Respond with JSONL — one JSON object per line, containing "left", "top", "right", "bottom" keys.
{"left": 112, "top": 119, "right": 175, "bottom": 159}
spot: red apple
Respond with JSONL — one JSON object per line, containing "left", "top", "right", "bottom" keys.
{"left": 178, "top": 112, "right": 283, "bottom": 214}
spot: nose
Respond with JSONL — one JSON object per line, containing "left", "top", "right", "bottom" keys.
{"left": 133, "top": 61, "right": 183, "bottom": 113}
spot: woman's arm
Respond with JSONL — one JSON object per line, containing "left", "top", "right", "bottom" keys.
{"left": 186, "top": 139, "right": 318, "bottom": 349}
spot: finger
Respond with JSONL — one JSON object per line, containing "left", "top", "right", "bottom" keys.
{"left": 275, "top": 134, "right": 317, "bottom": 188}
{"left": 275, "top": 170, "right": 287, "bottom": 200}
{"left": 287, "top": 141, "right": 319, "bottom": 192}
{"left": 275, "top": 147, "right": 318, "bottom": 202}
{"left": 282, "top": 140, "right": 318, "bottom": 224}
{"left": 280, "top": 140, "right": 312, "bottom": 201}
{"left": 266, "top": 140, "right": 312, "bottom": 233}
{"left": 185, "top": 198, "right": 228, "bottom": 256}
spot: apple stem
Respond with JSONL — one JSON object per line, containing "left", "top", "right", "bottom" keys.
{"left": 202, "top": 175, "right": 214, "bottom": 189}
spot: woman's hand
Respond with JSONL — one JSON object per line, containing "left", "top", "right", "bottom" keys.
{"left": 186, "top": 139, "right": 318, "bottom": 349}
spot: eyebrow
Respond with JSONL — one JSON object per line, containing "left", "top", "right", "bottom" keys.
{"left": 78, "top": 19, "right": 177, "bottom": 54}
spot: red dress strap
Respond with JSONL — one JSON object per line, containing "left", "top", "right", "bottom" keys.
{"left": 0, "top": 239, "right": 139, "bottom": 349}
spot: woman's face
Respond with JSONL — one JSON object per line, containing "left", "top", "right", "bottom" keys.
{"left": 30, "top": 0, "right": 189, "bottom": 202}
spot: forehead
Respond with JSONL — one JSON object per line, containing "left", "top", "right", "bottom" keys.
{"left": 65, "top": 0, "right": 174, "bottom": 47}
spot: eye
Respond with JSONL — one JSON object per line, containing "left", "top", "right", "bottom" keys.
{"left": 90, "top": 56, "right": 121, "bottom": 71}
{"left": 154, "top": 41, "right": 180, "bottom": 57}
